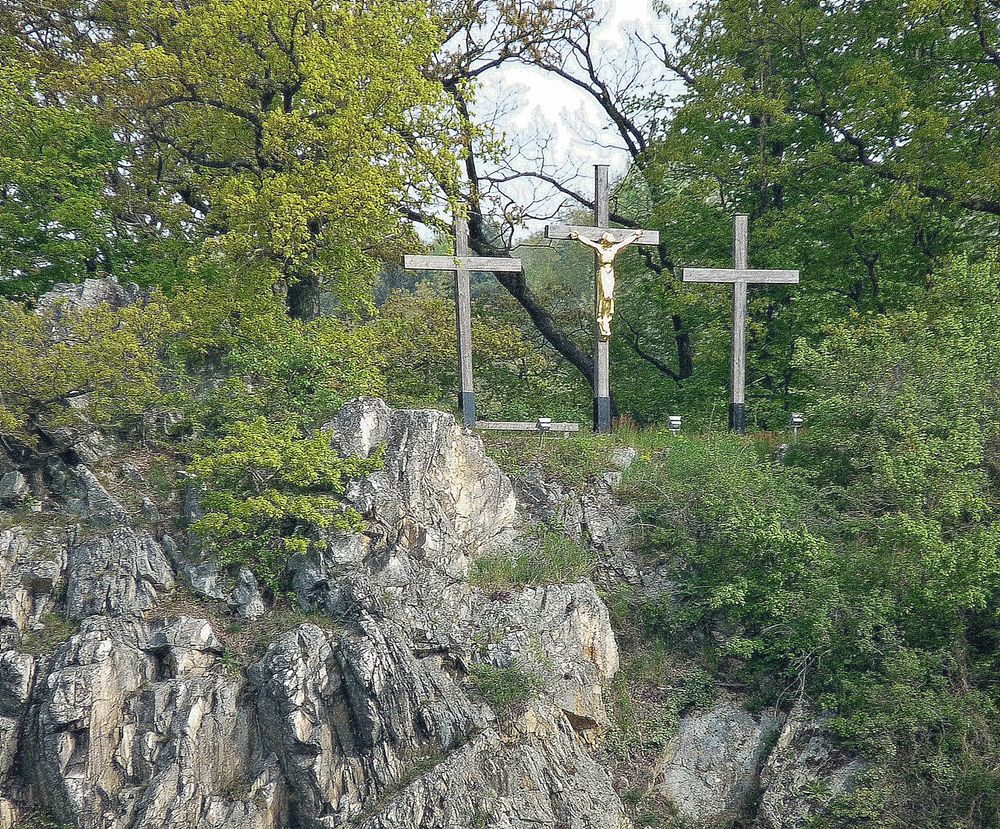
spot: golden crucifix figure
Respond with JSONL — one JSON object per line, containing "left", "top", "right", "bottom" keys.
{"left": 570, "top": 230, "right": 644, "bottom": 339}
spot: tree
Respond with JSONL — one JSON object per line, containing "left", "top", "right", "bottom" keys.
{"left": 0, "top": 42, "right": 121, "bottom": 298}
{"left": 12, "top": 0, "right": 462, "bottom": 318}
{"left": 422, "top": 0, "right": 1000, "bottom": 425}
{"left": 0, "top": 295, "right": 172, "bottom": 466}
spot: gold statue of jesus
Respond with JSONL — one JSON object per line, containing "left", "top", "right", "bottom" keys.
{"left": 570, "top": 230, "right": 645, "bottom": 339}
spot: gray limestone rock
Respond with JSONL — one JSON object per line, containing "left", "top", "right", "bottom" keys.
{"left": 474, "top": 581, "right": 619, "bottom": 736}
{"left": 36, "top": 277, "right": 144, "bottom": 317}
{"left": 0, "top": 473, "right": 29, "bottom": 507}
{"left": 326, "top": 397, "right": 393, "bottom": 458}
{"left": 0, "top": 527, "right": 67, "bottom": 648}
{"left": 23, "top": 615, "right": 285, "bottom": 829}
{"left": 755, "top": 701, "right": 864, "bottom": 828}
{"left": 251, "top": 618, "right": 485, "bottom": 826}
{"left": 654, "top": 698, "right": 782, "bottom": 826}
{"left": 45, "top": 461, "right": 128, "bottom": 524}
{"left": 1, "top": 400, "right": 638, "bottom": 829}
{"left": 359, "top": 704, "right": 628, "bottom": 829}
{"left": 66, "top": 528, "right": 175, "bottom": 620}
{"left": 0, "top": 651, "right": 36, "bottom": 779}
{"left": 229, "top": 568, "right": 266, "bottom": 620}
{"left": 318, "top": 405, "right": 519, "bottom": 647}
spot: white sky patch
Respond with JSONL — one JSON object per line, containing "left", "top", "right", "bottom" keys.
{"left": 472, "top": 1, "right": 689, "bottom": 231}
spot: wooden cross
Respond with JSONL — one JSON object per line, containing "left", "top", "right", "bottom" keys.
{"left": 545, "top": 165, "right": 660, "bottom": 434}
{"left": 682, "top": 214, "right": 799, "bottom": 434}
{"left": 403, "top": 218, "right": 523, "bottom": 429}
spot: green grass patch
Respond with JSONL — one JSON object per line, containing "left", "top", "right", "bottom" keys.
{"left": 469, "top": 662, "right": 543, "bottom": 711}
{"left": 482, "top": 432, "right": 618, "bottom": 487}
{"left": 19, "top": 612, "right": 79, "bottom": 656}
{"left": 470, "top": 530, "right": 594, "bottom": 589}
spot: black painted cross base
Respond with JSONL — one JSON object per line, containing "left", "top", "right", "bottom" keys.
{"left": 729, "top": 402, "right": 746, "bottom": 435}
{"left": 459, "top": 391, "right": 477, "bottom": 429}
{"left": 594, "top": 397, "right": 612, "bottom": 435}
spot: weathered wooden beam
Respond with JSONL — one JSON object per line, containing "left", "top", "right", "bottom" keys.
{"left": 731, "top": 215, "right": 749, "bottom": 433}
{"left": 545, "top": 224, "right": 660, "bottom": 246}
{"left": 453, "top": 219, "right": 476, "bottom": 428}
{"left": 403, "top": 255, "right": 523, "bottom": 273}
{"left": 681, "top": 268, "right": 800, "bottom": 284}
{"left": 477, "top": 421, "right": 581, "bottom": 432}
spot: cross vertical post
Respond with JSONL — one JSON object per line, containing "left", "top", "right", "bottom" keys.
{"left": 682, "top": 215, "right": 800, "bottom": 435}
{"left": 730, "top": 214, "right": 749, "bottom": 434}
{"left": 403, "top": 222, "right": 523, "bottom": 430}
{"left": 593, "top": 165, "right": 612, "bottom": 434}
{"left": 453, "top": 218, "right": 476, "bottom": 427}
{"left": 545, "top": 166, "right": 659, "bottom": 434}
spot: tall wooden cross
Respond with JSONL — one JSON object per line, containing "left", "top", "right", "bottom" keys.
{"left": 545, "top": 165, "right": 660, "bottom": 434}
{"left": 682, "top": 214, "right": 799, "bottom": 434}
{"left": 403, "top": 218, "right": 523, "bottom": 429}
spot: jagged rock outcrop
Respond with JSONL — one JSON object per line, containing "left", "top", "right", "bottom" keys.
{"left": 0, "top": 374, "right": 632, "bottom": 828}
{"left": 755, "top": 702, "right": 865, "bottom": 829}
{"left": 359, "top": 705, "right": 628, "bottom": 829}
{"left": 251, "top": 619, "right": 485, "bottom": 826}
{"left": 652, "top": 699, "right": 782, "bottom": 826}
{"left": 0, "top": 472, "right": 29, "bottom": 507}
{"left": 66, "top": 529, "right": 175, "bottom": 620}
{"left": 36, "top": 276, "right": 145, "bottom": 318}
{"left": 22, "top": 615, "right": 284, "bottom": 829}
{"left": 0, "top": 527, "right": 67, "bottom": 648}
{"left": 0, "top": 279, "right": 861, "bottom": 829}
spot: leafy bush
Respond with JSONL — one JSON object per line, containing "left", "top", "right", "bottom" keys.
{"left": 469, "top": 530, "right": 594, "bottom": 590}
{"left": 0, "top": 296, "right": 173, "bottom": 463}
{"left": 189, "top": 417, "right": 381, "bottom": 591}
{"left": 613, "top": 257, "right": 1000, "bottom": 825}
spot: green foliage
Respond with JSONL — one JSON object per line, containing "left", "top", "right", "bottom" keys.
{"left": 0, "top": 296, "right": 172, "bottom": 462}
{"left": 613, "top": 256, "right": 1000, "bottom": 825}
{"left": 377, "top": 279, "right": 588, "bottom": 421}
{"left": 16, "top": 807, "right": 73, "bottom": 829}
{"left": 469, "top": 530, "right": 593, "bottom": 590}
{"left": 189, "top": 417, "right": 380, "bottom": 591}
{"left": 18, "top": 612, "right": 79, "bottom": 656}
{"left": 0, "top": 44, "right": 123, "bottom": 298}
{"left": 622, "top": 434, "right": 838, "bottom": 684}
{"left": 469, "top": 662, "right": 543, "bottom": 711}
{"left": 171, "top": 284, "right": 385, "bottom": 432}
{"left": 483, "top": 433, "right": 617, "bottom": 487}
{"left": 69, "top": 0, "right": 459, "bottom": 316}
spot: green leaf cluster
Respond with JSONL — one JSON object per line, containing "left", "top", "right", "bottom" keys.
{"left": 618, "top": 258, "right": 1000, "bottom": 824}
{"left": 0, "top": 296, "right": 173, "bottom": 462}
{"left": 189, "top": 417, "right": 380, "bottom": 591}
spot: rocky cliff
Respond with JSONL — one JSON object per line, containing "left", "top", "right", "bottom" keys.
{"left": 0, "top": 280, "right": 858, "bottom": 829}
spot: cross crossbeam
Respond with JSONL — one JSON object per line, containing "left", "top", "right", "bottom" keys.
{"left": 403, "top": 219, "right": 522, "bottom": 428}
{"left": 546, "top": 225, "right": 660, "bottom": 246}
{"left": 681, "top": 214, "right": 800, "bottom": 434}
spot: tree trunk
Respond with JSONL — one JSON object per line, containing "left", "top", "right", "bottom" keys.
{"left": 287, "top": 276, "right": 322, "bottom": 321}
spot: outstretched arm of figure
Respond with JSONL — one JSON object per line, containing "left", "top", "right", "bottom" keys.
{"left": 606, "top": 230, "right": 645, "bottom": 257}
{"left": 569, "top": 232, "right": 604, "bottom": 253}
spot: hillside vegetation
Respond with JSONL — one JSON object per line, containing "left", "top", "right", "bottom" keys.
{"left": 1, "top": 0, "right": 999, "bottom": 825}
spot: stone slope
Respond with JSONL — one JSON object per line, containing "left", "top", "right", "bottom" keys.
{"left": 0, "top": 392, "right": 626, "bottom": 829}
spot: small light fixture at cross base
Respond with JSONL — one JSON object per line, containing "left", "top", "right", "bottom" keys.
{"left": 789, "top": 412, "right": 804, "bottom": 442}
{"left": 667, "top": 415, "right": 683, "bottom": 436}
{"left": 536, "top": 417, "right": 553, "bottom": 448}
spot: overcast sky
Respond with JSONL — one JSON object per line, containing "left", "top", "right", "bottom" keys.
{"left": 473, "top": 1, "right": 687, "bottom": 227}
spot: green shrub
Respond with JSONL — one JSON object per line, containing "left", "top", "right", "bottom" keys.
{"left": 0, "top": 296, "right": 172, "bottom": 463}
{"left": 189, "top": 417, "right": 381, "bottom": 592}
{"left": 469, "top": 530, "right": 594, "bottom": 590}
